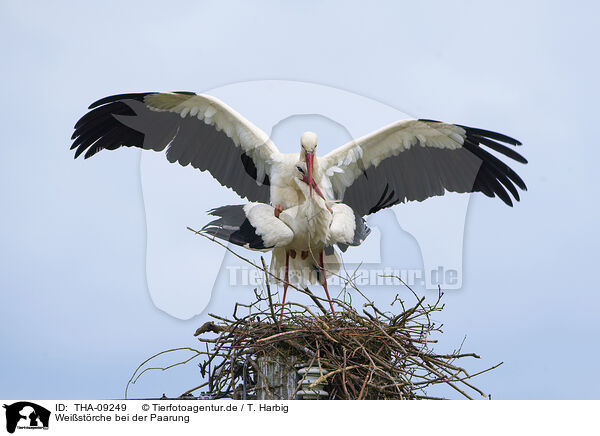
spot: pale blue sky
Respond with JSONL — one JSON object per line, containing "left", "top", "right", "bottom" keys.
{"left": 1, "top": 1, "right": 599, "bottom": 399}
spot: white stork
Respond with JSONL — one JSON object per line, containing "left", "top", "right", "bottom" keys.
{"left": 71, "top": 91, "right": 527, "bottom": 315}
{"left": 201, "top": 161, "right": 370, "bottom": 319}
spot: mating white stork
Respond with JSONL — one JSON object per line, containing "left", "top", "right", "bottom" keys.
{"left": 71, "top": 91, "right": 527, "bottom": 316}
{"left": 201, "top": 161, "right": 370, "bottom": 318}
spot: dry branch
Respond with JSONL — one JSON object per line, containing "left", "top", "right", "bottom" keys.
{"left": 126, "top": 233, "right": 501, "bottom": 400}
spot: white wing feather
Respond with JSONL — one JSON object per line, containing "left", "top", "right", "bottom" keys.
{"left": 320, "top": 119, "right": 466, "bottom": 198}
{"left": 145, "top": 93, "right": 282, "bottom": 182}
{"left": 243, "top": 203, "right": 293, "bottom": 248}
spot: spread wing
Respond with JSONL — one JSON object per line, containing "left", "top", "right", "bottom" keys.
{"left": 320, "top": 119, "right": 527, "bottom": 216}
{"left": 71, "top": 92, "right": 282, "bottom": 202}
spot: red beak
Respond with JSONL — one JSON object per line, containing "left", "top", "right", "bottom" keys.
{"left": 302, "top": 174, "right": 326, "bottom": 200}
{"left": 305, "top": 152, "right": 314, "bottom": 196}
{"left": 302, "top": 172, "right": 332, "bottom": 212}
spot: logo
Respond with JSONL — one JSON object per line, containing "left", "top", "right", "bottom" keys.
{"left": 3, "top": 402, "right": 50, "bottom": 434}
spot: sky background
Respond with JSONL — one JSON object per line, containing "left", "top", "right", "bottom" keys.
{"left": 1, "top": 1, "right": 599, "bottom": 399}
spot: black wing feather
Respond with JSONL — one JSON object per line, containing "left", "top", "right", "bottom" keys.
{"left": 201, "top": 205, "right": 270, "bottom": 250}
{"left": 71, "top": 92, "right": 271, "bottom": 202}
{"left": 339, "top": 120, "right": 527, "bottom": 216}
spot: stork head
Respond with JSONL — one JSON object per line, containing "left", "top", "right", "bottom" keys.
{"left": 300, "top": 131, "right": 318, "bottom": 195}
{"left": 300, "top": 131, "right": 318, "bottom": 153}
{"left": 294, "top": 162, "right": 308, "bottom": 180}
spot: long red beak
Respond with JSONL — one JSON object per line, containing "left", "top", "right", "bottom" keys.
{"left": 305, "top": 152, "right": 314, "bottom": 196}
{"left": 302, "top": 174, "right": 326, "bottom": 200}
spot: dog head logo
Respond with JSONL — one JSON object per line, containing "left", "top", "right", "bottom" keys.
{"left": 3, "top": 402, "right": 50, "bottom": 434}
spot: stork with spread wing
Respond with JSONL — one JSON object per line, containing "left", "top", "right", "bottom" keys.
{"left": 71, "top": 92, "right": 527, "bottom": 316}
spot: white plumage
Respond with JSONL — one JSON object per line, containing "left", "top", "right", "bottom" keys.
{"left": 242, "top": 203, "right": 293, "bottom": 249}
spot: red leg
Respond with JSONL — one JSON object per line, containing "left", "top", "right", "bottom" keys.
{"left": 319, "top": 251, "right": 336, "bottom": 317}
{"left": 279, "top": 250, "right": 290, "bottom": 323}
{"left": 274, "top": 204, "right": 284, "bottom": 218}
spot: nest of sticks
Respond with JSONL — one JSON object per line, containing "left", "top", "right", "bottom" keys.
{"left": 126, "top": 232, "right": 501, "bottom": 400}
{"left": 191, "top": 289, "right": 499, "bottom": 400}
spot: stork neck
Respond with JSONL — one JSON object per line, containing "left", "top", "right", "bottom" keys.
{"left": 294, "top": 178, "right": 328, "bottom": 209}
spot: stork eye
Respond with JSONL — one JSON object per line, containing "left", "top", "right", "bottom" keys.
{"left": 296, "top": 166, "right": 305, "bottom": 174}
